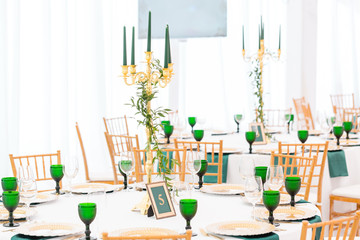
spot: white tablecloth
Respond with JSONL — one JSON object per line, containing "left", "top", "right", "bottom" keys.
{"left": 208, "top": 132, "right": 360, "bottom": 221}
{"left": 1, "top": 191, "right": 320, "bottom": 239}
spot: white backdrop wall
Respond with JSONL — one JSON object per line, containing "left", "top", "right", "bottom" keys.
{"left": 0, "top": 0, "right": 298, "bottom": 178}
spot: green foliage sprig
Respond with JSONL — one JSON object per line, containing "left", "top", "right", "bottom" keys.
{"left": 127, "top": 58, "right": 177, "bottom": 188}
{"left": 249, "top": 59, "right": 265, "bottom": 128}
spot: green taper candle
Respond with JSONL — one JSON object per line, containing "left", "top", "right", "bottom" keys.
{"left": 123, "top": 26, "right": 127, "bottom": 65}
{"left": 164, "top": 26, "right": 169, "bottom": 68}
{"left": 147, "top": 11, "right": 151, "bottom": 52}
{"left": 258, "top": 25, "right": 261, "bottom": 49}
{"left": 262, "top": 23, "right": 264, "bottom": 40}
{"left": 167, "top": 25, "right": 171, "bottom": 64}
{"left": 279, "top": 25, "right": 281, "bottom": 50}
{"left": 131, "top": 26, "right": 135, "bottom": 65}
{"left": 242, "top": 25, "right": 245, "bottom": 50}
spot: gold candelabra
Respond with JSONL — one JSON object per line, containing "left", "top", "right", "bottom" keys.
{"left": 120, "top": 51, "right": 174, "bottom": 215}
{"left": 242, "top": 39, "right": 281, "bottom": 126}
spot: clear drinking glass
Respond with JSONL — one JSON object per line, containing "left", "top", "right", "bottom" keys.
{"left": 239, "top": 159, "right": 255, "bottom": 184}
{"left": 245, "top": 176, "right": 263, "bottom": 221}
{"left": 18, "top": 166, "right": 38, "bottom": 222}
{"left": 266, "top": 166, "right": 284, "bottom": 191}
{"left": 118, "top": 152, "right": 135, "bottom": 192}
{"left": 63, "top": 156, "right": 79, "bottom": 195}
{"left": 186, "top": 152, "right": 201, "bottom": 191}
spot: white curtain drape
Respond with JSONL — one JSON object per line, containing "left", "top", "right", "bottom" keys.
{"left": 316, "top": 0, "right": 360, "bottom": 113}
{"left": 0, "top": 0, "right": 287, "bottom": 177}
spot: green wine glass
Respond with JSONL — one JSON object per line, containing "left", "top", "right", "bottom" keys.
{"left": 263, "top": 191, "right": 280, "bottom": 225}
{"left": 2, "top": 191, "right": 20, "bottom": 227}
{"left": 245, "top": 131, "right": 256, "bottom": 154}
{"left": 196, "top": 159, "right": 208, "bottom": 189}
{"left": 255, "top": 166, "right": 268, "bottom": 185}
{"left": 327, "top": 116, "right": 336, "bottom": 134}
{"left": 285, "top": 177, "right": 301, "bottom": 207}
{"left": 164, "top": 124, "right": 174, "bottom": 144}
{"left": 343, "top": 122, "right": 352, "bottom": 140}
{"left": 333, "top": 126, "right": 344, "bottom": 146}
{"left": 117, "top": 163, "right": 128, "bottom": 190}
{"left": 179, "top": 199, "right": 198, "bottom": 236}
{"left": 50, "top": 165, "right": 64, "bottom": 195}
{"left": 188, "top": 117, "right": 196, "bottom": 133}
{"left": 78, "top": 203, "right": 97, "bottom": 240}
{"left": 193, "top": 130, "right": 204, "bottom": 142}
{"left": 118, "top": 152, "right": 135, "bottom": 192}
{"left": 1, "top": 177, "right": 17, "bottom": 191}
{"left": 297, "top": 130, "right": 309, "bottom": 144}
{"left": 161, "top": 120, "right": 170, "bottom": 126}
{"left": 285, "top": 114, "right": 294, "bottom": 134}
{"left": 234, "top": 114, "right": 243, "bottom": 133}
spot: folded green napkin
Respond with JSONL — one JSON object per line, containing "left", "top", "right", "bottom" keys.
{"left": 327, "top": 150, "right": 348, "bottom": 178}
{"left": 204, "top": 153, "right": 230, "bottom": 183}
{"left": 12, "top": 235, "right": 56, "bottom": 240}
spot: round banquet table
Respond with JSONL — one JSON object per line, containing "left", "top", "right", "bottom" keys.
{"left": 206, "top": 131, "right": 360, "bottom": 221}
{"left": 1, "top": 190, "right": 320, "bottom": 239}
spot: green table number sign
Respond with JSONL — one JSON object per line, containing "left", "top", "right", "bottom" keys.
{"left": 146, "top": 181, "right": 176, "bottom": 219}
{"left": 249, "top": 123, "right": 267, "bottom": 145}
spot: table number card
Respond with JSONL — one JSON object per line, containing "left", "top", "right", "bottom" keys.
{"left": 146, "top": 181, "right": 176, "bottom": 219}
{"left": 249, "top": 123, "right": 267, "bottom": 145}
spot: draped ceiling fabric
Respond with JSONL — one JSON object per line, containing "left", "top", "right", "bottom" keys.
{"left": 3, "top": 0, "right": 357, "bottom": 178}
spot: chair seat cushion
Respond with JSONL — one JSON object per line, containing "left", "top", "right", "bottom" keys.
{"left": 331, "top": 184, "right": 360, "bottom": 199}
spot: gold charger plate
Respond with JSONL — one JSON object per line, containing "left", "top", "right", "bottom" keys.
{"left": 71, "top": 183, "right": 120, "bottom": 194}
{"left": 255, "top": 206, "right": 317, "bottom": 221}
{"left": 15, "top": 222, "right": 83, "bottom": 237}
{"left": 0, "top": 206, "right": 36, "bottom": 220}
{"left": 339, "top": 140, "right": 360, "bottom": 147}
{"left": 22, "top": 193, "right": 58, "bottom": 205}
{"left": 206, "top": 220, "right": 275, "bottom": 236}
{"left": 200, "top": 184, "right": 244, "bottom": 195}
{"left": 257, "top": 194, "right": 302, "bottom": 205}
{"left": 108, "top": 227, "right": 178, "bottom": 237}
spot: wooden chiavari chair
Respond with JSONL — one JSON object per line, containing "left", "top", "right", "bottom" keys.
{"left": 102, "top": 230, "right": 192, "bottom": 240}
{"left": 132, "top": 147, "right": 187, "bottom": 183}
{"left": 343, "top": 108, "right": 360, "bottom": 132}
{"left": 330, "top": 93, "right": 355, "bottom": 118}
{"left": 330, "top": 185, "right": 360, "bottom": 221}
{"left": 103, "top": 116, "right": 130, "bottom": 136}
{"left": 300, "top": 211, "right": 360, "bottom": 240}
{"left": 256, "top": 108, "right": 292, "bottom": 128}
{"left": 174, "top": 139, "right": 224, "bottom": 184}
{"left": 104, "top": 132, "right": 140, "bottom": 184}
{"left": 270, "top": 152, "right": 317, "bottom": 201}
{"left": 293, "top": 97, "right": 315, "bottom": 130}
{"left": 278, "top": 142, "right": 329, "bottom": 212}
{"left": 76, "top": 122, "right": 114, "bottom": 184}
{"left": 9, "top": 151, "right": 61, "bottom": 192}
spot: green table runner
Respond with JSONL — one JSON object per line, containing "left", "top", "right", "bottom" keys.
{"left": 204, "top": 153, "right": 230, "bottom": 183}
{"left": 327, "top": 150, "right": 349, "bottom": 178}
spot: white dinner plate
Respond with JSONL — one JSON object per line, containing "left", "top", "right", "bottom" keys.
{"left": 108, "top": 227, "right": 178, "bottom": 237}
{"left": 254, "top": 206, "right": 317, "bottom": 221}
{"left": 200, "top": 184, "right": 244, "bottom": 195}
{"left": 23, "top": 193, "right": 58, "bottom": 205}
{"left": 15, "top": 222, "right": 83, "bottom": 237}
{"left": 256, "top": 194, "right": 302, "bottom": 205}
{"left": 0, "top": 206, "right": 36, "bottom": 220}
{"left": 70, "top": 183, "right": 121, "bottom": 194}
{"left": 206, "top": 220, "right": 275, "bottom": 236}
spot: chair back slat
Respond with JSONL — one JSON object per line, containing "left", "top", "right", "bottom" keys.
{"left": 293, "top": 97, "right": 314, "bottom": 130}
{"left": 132, "top": 147, "right": 187, "bottom": 182}
{"left": 9, "top": 151, "right": 61, "bottom": 192}
{"left": 105, "top": 132, "right": 140, "bottom": 184}
{"left": 343, "top": 108, "right": 360, "bottom": 132}
{"left": 271, "top": 152, "right": 317, "bottom": 201}
{"left": 278, "top": 141, "right": 329, "bottom": 212}
{"left": 256, "top": 108, "right": 292, "bottom": 128}
{"left": 103, "top": 116, "right": 129, "bottom": 136}
{"left": 300, "top": 211, "right": 360, "bottom": 240}
{"left": 174, "top": 139, "right": 223, "bottom": 184}
{"left": 330, "top": 93, "right": 355, "bottom": 119}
